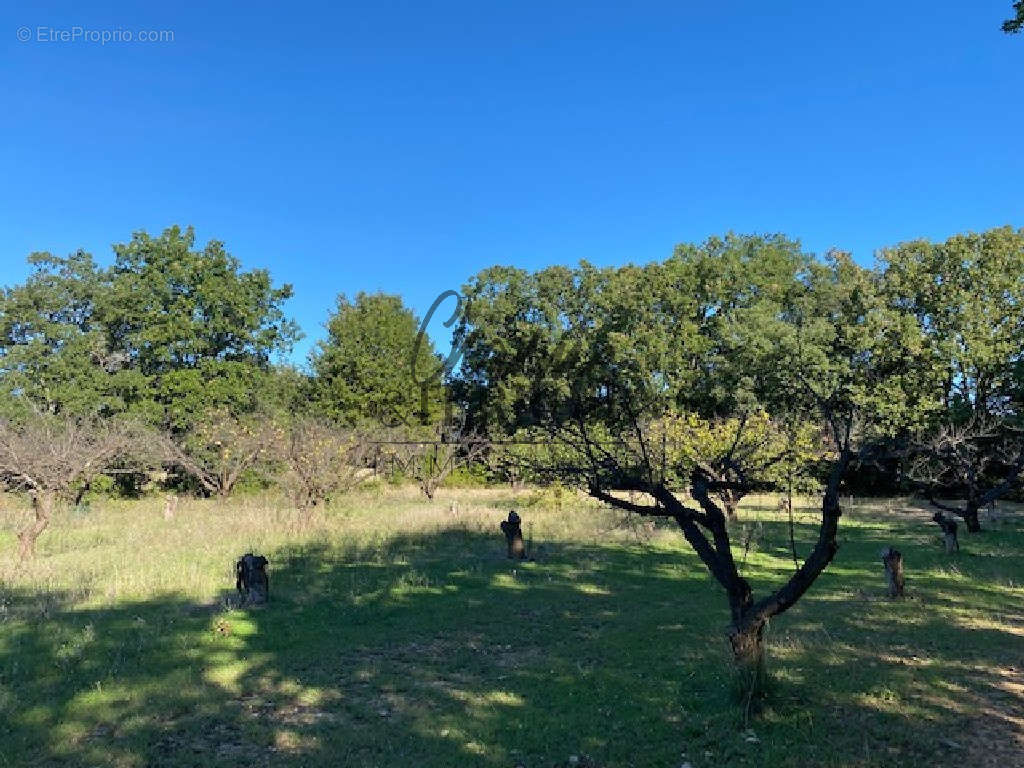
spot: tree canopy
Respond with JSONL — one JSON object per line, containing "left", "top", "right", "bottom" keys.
{"left": 310, "top": 292, "right": 444, "bottom": 427}
{"left": 0, "top": 226, "right": 300, "bottom": 429}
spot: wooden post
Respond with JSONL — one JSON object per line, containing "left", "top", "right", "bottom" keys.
{"left": 880, "top": 547, "right": 905, "bottom": 598}
{"left": 163, "top": 494, "right": 179, "bottom": 521}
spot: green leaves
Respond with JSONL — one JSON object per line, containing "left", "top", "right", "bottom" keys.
{"left": 310, "top": 292, "right": 444, "bottom": 427}
{"left": 879, "top": 226, "right": 1024, "bottom": 427}
{"left": 0, "top": 226, "right": 300, "bottom": 427}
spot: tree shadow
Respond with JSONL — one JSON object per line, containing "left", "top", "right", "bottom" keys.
{"left": 1, "top": 519, "right": 1021, "bottom": 767}
{"left": 0, "top": 527, "right": 714, "bottom": 767}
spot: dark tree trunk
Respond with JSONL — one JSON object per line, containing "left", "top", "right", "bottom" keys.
{"left": 729, "top": 615, "right": 767, "bottom": 673}
{"left": 729, "top": 610, "right": 769, "bottom": 715}
{"left": 962, "top": 504, "right": 981, "bottom": 533}
{"left": 927, "top": 496, "right": 983, "bottom": 534}
{"left": 18, "top": 489, "right": 55, "bottom": 561}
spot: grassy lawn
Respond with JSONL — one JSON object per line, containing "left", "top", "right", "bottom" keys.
{"left": 0, "top": 487, "right": 1021, "bottom": 767}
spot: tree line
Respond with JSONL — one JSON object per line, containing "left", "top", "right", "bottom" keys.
{"left": 2, "top": 223, "right": 1023, "bottom": 688}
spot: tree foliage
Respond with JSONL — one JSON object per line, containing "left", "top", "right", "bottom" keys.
{"left": 881, "top": 227, "right": 1024, "bottom": 528}
{"left": 455, "top": 235, "right": 925, "bottom": 688}
{"left": 311, "top": 292, "right": 444, "bottom": 427}
{"left": 0, "top": 226, "right": 300, "bottom": 429}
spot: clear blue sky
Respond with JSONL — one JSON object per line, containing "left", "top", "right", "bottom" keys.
{"left": 3, "top": 1, "right": 1022, "bottom": 364}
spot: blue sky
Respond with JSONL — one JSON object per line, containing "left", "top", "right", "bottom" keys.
{"left": 2, "top": 1, "right": 1022, "bottom": 364}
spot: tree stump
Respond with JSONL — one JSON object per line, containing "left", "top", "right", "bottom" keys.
{"left": 500, "top": 510, "right": 526, "bottom": 559}
{"left": 932, "top": 513, "right": 959, "bottom": 553}
{"left": 880, "top": 547, "right": 904, "bottom": 598}
{"left": 235, "top": 553, "right": 269, "bottom": 605}
{"left": 163, "top": 494, "right": 179, "bottom": 521}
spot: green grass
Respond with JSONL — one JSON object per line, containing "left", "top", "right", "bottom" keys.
{"left": 0, "top": 488, "right": 1021, "bottom": 767}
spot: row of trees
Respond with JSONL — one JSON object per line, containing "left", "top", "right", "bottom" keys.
{"left": 0, "top": 411, "right": 482, "bottom": 560}
{"left": 450, "top": 228, "right": 1024, "bottom": 677}
{"left": 3, "top": 223, "right": 1023, "bottom": 685}
{"left": 0, "top": 226, "right": 445, "bottom": 431}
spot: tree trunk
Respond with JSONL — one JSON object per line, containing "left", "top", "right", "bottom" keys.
{"left": 730, "top": 618, "right": 766, "bottom": 671}
{"left": 18, "top": 490, "right": 56, "bottom": 561}
{"left": 723, "top": 494, "right": 739, "bottom": 521}
{"left": 963, "top": 504, "right": 981, "bottom": 533}
{"left": 943, "top": 532, "right": 958, "bottom": 554}
{"left": 729, "top": 613, "right": 768, "bottom": 713}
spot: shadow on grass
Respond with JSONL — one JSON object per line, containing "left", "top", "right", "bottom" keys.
{"left": 0, "top": 521, "right": 1021, "bottom": 767}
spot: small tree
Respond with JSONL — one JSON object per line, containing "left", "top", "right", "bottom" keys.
{"left": 390, "top": 424, "right": 489, "bottom": 500}
{"left": 0, "top": 413, "right": 129, "bottom": 560}
{"left": 907, "top": 416, "right": 1024, "bottom": 532}
{"left": 161, "top": 410, "right": 277, "bottom": 497}
{"left": 278, "top": 418, "right": 370, "bottom": 522}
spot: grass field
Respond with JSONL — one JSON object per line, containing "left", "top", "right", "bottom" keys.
{"left": 0, "top": 486, "right": 1021, "bottom": 767}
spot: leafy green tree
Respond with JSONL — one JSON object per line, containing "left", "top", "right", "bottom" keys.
{"left": 0, "top": 251, "right": 141, "bottom": 418}
{"left": 311, "top": 292, "right": 444, "bottom": 426}
{"left": 102, "top": 225, "right": 300, "bottom": 429}
{"left": 880, "top": 226, "right": 1024, "bottom": 530}
{"left": 455, "top": 236, "right": 920, "bottom": 697}
{"left": 1, "top": 226, "right": 300, "bottom": 431}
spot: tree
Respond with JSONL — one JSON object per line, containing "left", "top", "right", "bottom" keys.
{"left": 161, "top": 410, "right": 278, "bottom": 497}
{"left": 1004, "top": 1, "right": 1024, "bottom": 33}
{"left": 880, "top": 227, "right": 1024, "bottom": 531}
{"left": 1, "top": 227, "right": 301, "bottom": 430}
{"left": 278, "top": 418, "right": 370, "bottom": 523}
{"left": 0, "top": 413, "right": 130, "bottom": 560}
{"left": 0, "top": 251, "right": 141, "bottom": 419}
{"left": 102, "top": 225, "right": 300, "bottom": 429}
{"left": 907, "top": 416, "right": 1024, "bottom": 532}
{"left": 658, "top": 411, "right": 822, "bottom": 520}
{"left": 389, "top": 423, "right": 489, "bottom": 500}
{"left": 455, "top": 237, "right": 920, "bottom": 699}
{"left": 311, "top": 292, "right": 444, "bottom": 426}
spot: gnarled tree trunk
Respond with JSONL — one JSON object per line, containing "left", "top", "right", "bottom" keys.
{"left": 17, "top": 489, "right": 56, "bottom": 561}
{"left": 729, "top": 610, "right": 768, "bottom": 706}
